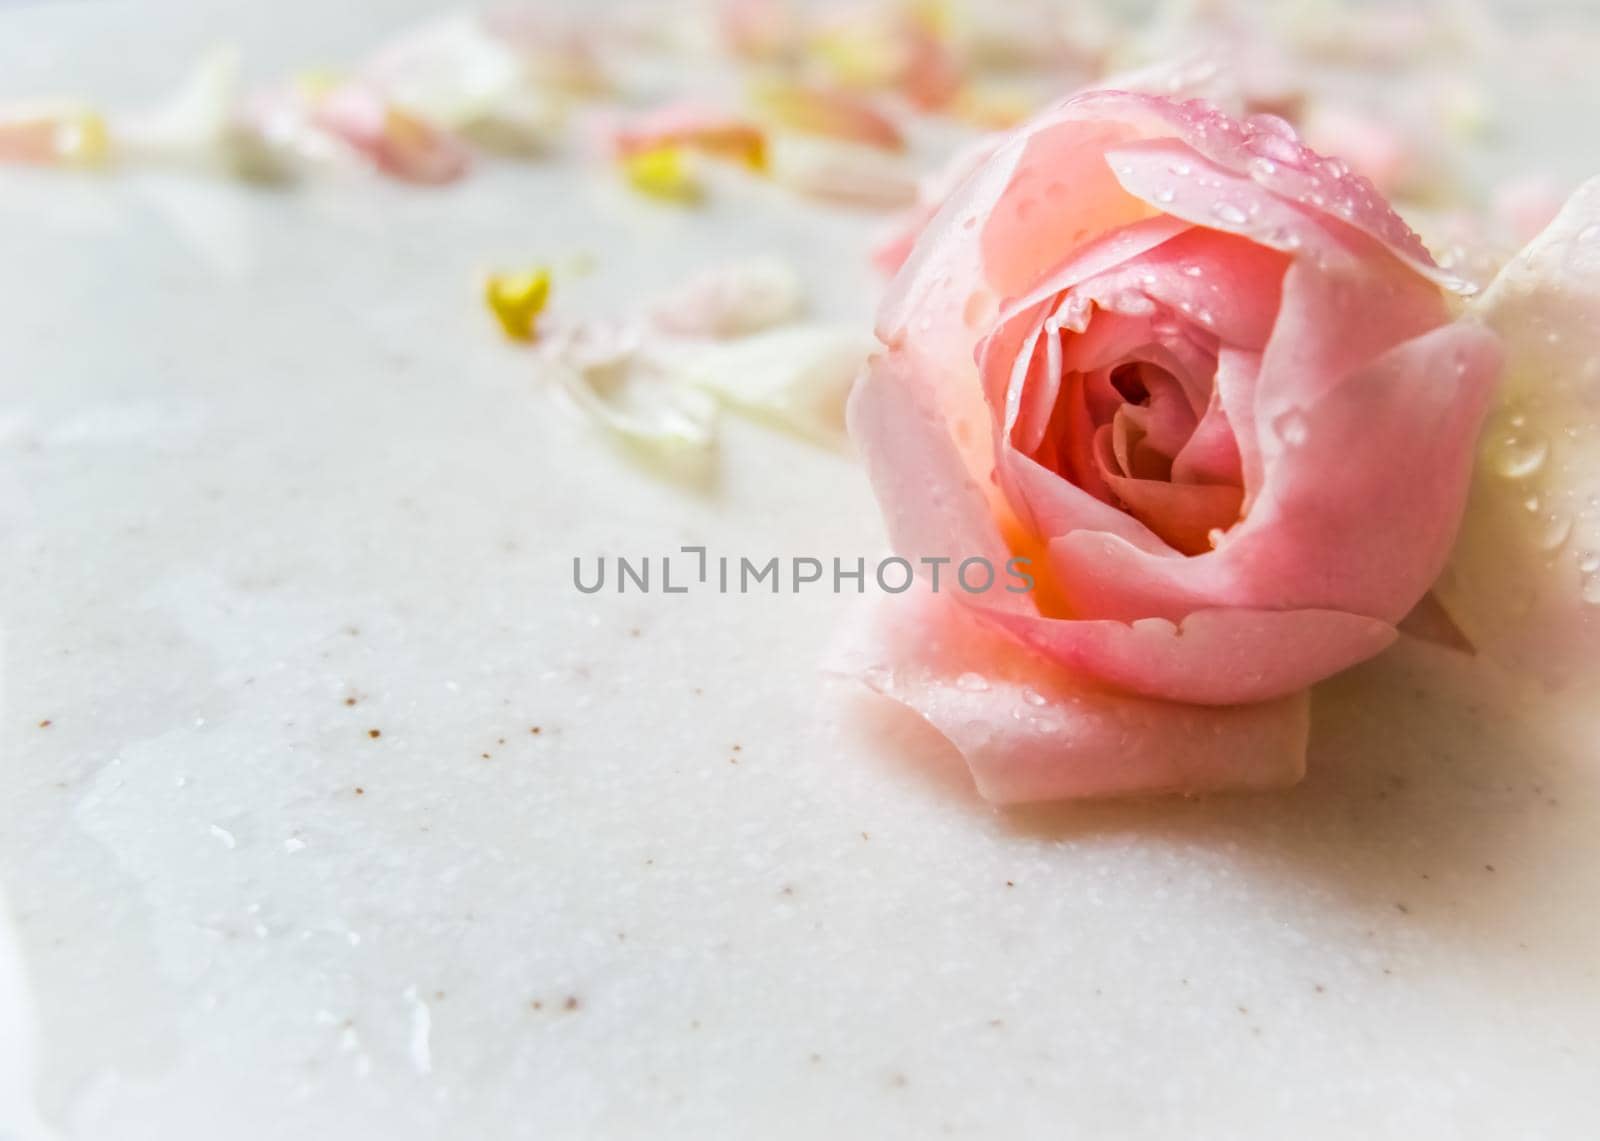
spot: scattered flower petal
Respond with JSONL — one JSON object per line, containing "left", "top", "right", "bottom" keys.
{"left": 485, "top": 268, "right": 552, "bottom": 342}
{"left": 542, "top": 323, "right": 718, "bottom": 453}
{"left": 612, "top": 102, "right": 767, "bottom": 171}
{"left": 0, "top": 103, "right": 109, "bottom": 167}
{"left": 621, "top": 144, "right": 703, "bottom": 203}
{"left": 651, "top": 258, "right": 804, "bottom": 338}
{"left": 655, "top": 322, "right": 874, "bottom": 443}
{"left": 309, "top": 84, "right": 471, "bottom": 184}
{"left": 752, "top": 82, "right": 904, "bottom": 151}
{"left": 767, "top": 134, "right": 916, "bottom": 208}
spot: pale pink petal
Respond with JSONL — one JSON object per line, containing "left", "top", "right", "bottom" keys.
{"left": 999, "top": 448, "right": 1168, "bottom": 555}
{"left": 1171, "top": 387, "right": 1243, "bottom": 486}
{"left": 981, "top": 604, "right": 1397, "bottom": 706}
{"left": 754, "top": 83, "right": 904, "bottom": 151}
{"left": 1048, "top": 322, "right": 1503, "bottom": 624}
{"left": 1091, "top": 423, "right": 1239, "bottom": 555}
{"left": 847, "top": 349, "right": 1028, "bottom": 611}
{"left": 834, "top": 587, "right": 1310, "bottom": 804}
{"left": 1299, "top": 103, "right": 1414, "bottom": 197}
{"left": 1071, "top": 228, "right": 1290, "bottom": 350}
{"left": 310, "top": 85, "right": 469, "bottom": 183}
{"left": 611, "top": 101, "right": 765, "bottom": 167}
{"left": 980, "top": 119, "right": 1159, "bottom": 298}
{"left": 1439, "top": 176, "right": 1600, "bottom": 687}
{"left": 1076, "top": 90, "right": 1460, "bottom": 292}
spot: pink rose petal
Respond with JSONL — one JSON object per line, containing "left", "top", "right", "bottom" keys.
{"left": 836, "top": 588, "right": 1309, "bottom": 803}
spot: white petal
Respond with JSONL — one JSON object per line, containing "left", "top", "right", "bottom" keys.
{"left": 542, "top": 323, "right": 717, "bottom": 453}
{"left": 649, "top": 323, "right": 873, "bottom": 445}
{"left": 766, "top": 134, "right": 916, "bottom": 208}
{"left": 650, "top": 258, "right": 803, "bottom": 338}
{"left": 1440, "top": 176, "right": 1600, "bottom": 686}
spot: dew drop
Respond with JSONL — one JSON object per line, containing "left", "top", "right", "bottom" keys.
{"left": 1582, "top": 572, "right": 1600, "bottom": 606}
{"left": 1021, "top": 687, "right": 1048, "bottom": 707}
{"left": 956, "top": 672, "right": 990, "bottom": 692}
{"left": 1272, "top": 409, "right": 1309, "bottom": 446}
{"left": 1579, "top": 550, "right": 1600, "bottom": 574}
{"left": 1212, "top": 201, "right": 1249, "bottom": 225}
{"left": 962, "top": 289, "right": 997, "bottom": 330}
{"left": 863, "top": 666, "right": 895, "bottom": 692}
{"left": 1486, "top": 429, "right": 1550, "bottom": 480}
{"left": 1534, "top": 512, "right": 1572, "bottom": 552}
{"left": 1156, "top": 187, "right": 1177, "bottom": 204}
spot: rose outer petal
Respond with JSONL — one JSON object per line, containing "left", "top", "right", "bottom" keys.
{"left": 836, "top": 587, "right": 1310, "bottom": 803}
{"left": 847, "top": 348, "right": 1032, "bottom": 613}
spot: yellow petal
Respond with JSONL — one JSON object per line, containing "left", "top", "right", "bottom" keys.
{"left": 484, "top": 268, "right": 552, "bottom": 342}
{"left": 621, "top": 145, "right": 702, "bottom": 203}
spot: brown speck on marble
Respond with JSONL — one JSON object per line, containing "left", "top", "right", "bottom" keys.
{"left": 1005, "top": 880, "right": 1015, "bottom": 888}
{"left": 1314, "top": 984, "right": 1326, "bottom": 994}
{"left": 809, "top": 1053, "right": 822, "bottom": 1064}
{"left": 38, "top": 719, "right": 52, "bottom": 728}
{"left": 564, "top": 996, "right": 580, "bottom": 1012}
{"left": 368, "top": 729, "right": 381, "bottom": 739}
{"left": 530, "top": 726, "right": 542, "bottom": 735}
{"left": 1485, "top": 864, "right": 1496, "bottom": 872}
{"left": 344, "top": 697, "right": 357, "bottom": 707}
{"left": 354, "top": 787, "right": 365, "bottom": 795}
{"left": 482, "top": 753, "right": 491, "bottom": 759}
{"left": 530, "top": 999, "right": 543, "bottom": 1010}
{"left": 629, "top": 627, "right": 641, "bottom": 638}
{"left": 888, "top": 1073, "right": 909, "bottom": 1089}
{"left": 1395, "top": 902, "right": 1410, "bottom": 915}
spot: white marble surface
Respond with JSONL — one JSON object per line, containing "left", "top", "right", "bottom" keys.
{"left": 3, "top": 2, "right": 1600, "bottom": 1138}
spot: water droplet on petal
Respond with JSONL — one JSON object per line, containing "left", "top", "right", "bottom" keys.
{"left": 1582, "top": 572, "right": 1600, "bottom": 606}
{"left": 962, "top": 289, "right": 997, "bottom": 330}
{"left": 956, "top": 672, "right": 989, "bottom": 692}
{"left": 1486, "top": 429, "right": 1550, "bottom": 480}
{"left": 1579, "top": 550, "right": 1600, "bottom": 574}
{"left": 1272, "top": 409, "right": 1309, "bottom": 447}
{"left": 863, "top": 666, "right": 895, "bottom": 692}
{"left": 1534, "top": 512, "right": 1572, "bottom": 552}
{"left": 1021, "top": 687, "right": 1047, "bottom": 707}
{"left": 1212, "top": 200, "right": 1249, "bottom": 225}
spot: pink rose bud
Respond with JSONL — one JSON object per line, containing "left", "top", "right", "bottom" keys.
{"left": 846, "top": 91, "right": 1503, "bottom": 803}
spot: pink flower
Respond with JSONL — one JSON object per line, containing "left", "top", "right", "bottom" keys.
{"left": 845, "top": 91, "right": 1503, "bottom": 803}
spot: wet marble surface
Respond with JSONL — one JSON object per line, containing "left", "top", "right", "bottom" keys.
{"left": 3, "top": 2, "right": 1600, "bottom": 1138}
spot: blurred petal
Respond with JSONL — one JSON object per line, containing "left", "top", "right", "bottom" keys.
{"left": 1439, "top": 177, "right": 1600, "bottom": 686}
{"left": 650, "top": 258, "right": 803, "bottom": 338}
{"left": 654, "top": 322, "right": 872, "bottom": 444}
